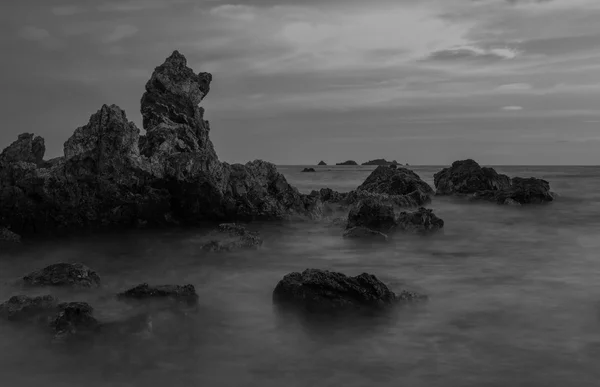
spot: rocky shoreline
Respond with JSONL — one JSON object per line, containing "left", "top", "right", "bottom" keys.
{"left": 0, "top": 51, "right": 557, "bottom": 329}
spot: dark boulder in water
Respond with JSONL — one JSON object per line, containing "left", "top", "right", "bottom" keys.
{"left": 434, "top": 159, "right": 511, "bottom": 195}
{"left": 346, "top": 197, "right": 396, "bottom": 233}
{"left": 435, "top": 159, "right": 554, "bottom": 205}
{"left": 23, "top": 263, "right": 100, "bottom": 288}
{"left": 0, "top": 51, "right": 321, "bottom": 235}
{"left": 52, "top": 302, "right": 99, "bottom": 340}
{"left": 201, "top": 223, "right": 262, "bottom": 252}
{"left": 0, "top": 295, "right": 59, "bottom": 322}
{"left": 273, "top": 269, "right": 424, "bottom": 311}
{"left": 361, "top": 159, "right": 399, "bottom": 166}
{"left": 117, "top": 283, "right": 198, "bottom": 303}
{"left": 395, "top": 207, "right": 445, "bottom": 234}
{"left": 357, "top": 165, "right": 434, "bottom": 200}
{"left": 336, "top": 160, "right": 358, "bottom": 166}
{"left": 302, "top": 168, "right": 316, "bottom": 172}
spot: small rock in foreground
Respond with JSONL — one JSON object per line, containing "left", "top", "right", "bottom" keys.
{"left": 201, "top": 223, "right": 262, "bottom": 252}
{"left": 273, "top": 269, "right": 425, "bottom": 311}
{"left": 117, "top": 283, "right": 198, "bottom": 303}
{"left": 23, "top": 263, "right": 101, "bottom": 288}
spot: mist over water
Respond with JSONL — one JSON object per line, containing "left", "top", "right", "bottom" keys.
{"left": 2, "top": 165, "right": 600, "bottom": 386}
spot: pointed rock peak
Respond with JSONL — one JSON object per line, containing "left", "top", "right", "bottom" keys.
{"left": 164, "top": 50, "right": 187, "bottom": 67}
{"left": 0, "top": 133, "right": 45, "bottom": 166}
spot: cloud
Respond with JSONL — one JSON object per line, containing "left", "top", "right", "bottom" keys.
{"left": 209, "top": 5, "right": 256, "bottom": 21}
{"left": 51, "top": 6, "right": 87, "bottom": 16}
{"left": 18, "top": 26, "right": 50, "bottom": 41}
{"left": 502, "top": 106, "right": 524, "bottom": 111}
{"left": 97, "top": 0, "right": 193, "bottom": 12}
{"left": 495, "top": 83, "right": 532, "bottom": 91}
{"left": 102, "top": 25, "right": 139, "bottom": 43}
{"left": 427, "top": 46, "right": 519, "bottom": 61}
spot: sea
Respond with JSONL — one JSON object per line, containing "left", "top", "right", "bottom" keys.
{"left": 1, "top": 165, "right": 600, "bottom": 387}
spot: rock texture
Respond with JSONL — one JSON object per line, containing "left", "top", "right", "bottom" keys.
{"left": 336, "top": 160, "right": 358, "bottom": 166}
{"left": 0, "top": 227, "right": 21, "bottom": 243}
{"left": 435, "top": 159, "right": 554, "bottom": 205}
{"left": 318, "top": 161, "right": 327, "bottom": 166}
{"left": 302, "top": 168, "right": 316, "bottom": 173}
{"left": 0, "top": 295, "right": 59, "bottom": 322}
{"left": 395, "top": 208, "right": 444, "bottom": 234}
{"left": 273, "top": 269, "right": 423, "bottom": 311}
{"left": 23, "top": 263, "right": 101, "bottom": 288}
{"left": 201, "top": 223, "right": 262, "bottom": 252}
{"left": 0, "top": 51, "right": 320, "bottom": 235}
{"left": 52, "top": 302, "right": 99, "bottom": 340}
{"left": 117, "top": 283, "right": 198, "bottom": 303}
{"left": 361, "top": 159, "right": 399, "bottom": 166}
{"left": 346, "top": 197, "right": 396, "bottom": 233}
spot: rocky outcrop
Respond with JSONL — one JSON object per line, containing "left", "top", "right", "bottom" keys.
{"left": 23, "top": 263, "right": 100, "bottom": 288}
{"left": 0, "top": 295, "right": 59, "bottom": 322}
{"left": 0, "top": 51, "right": 320, "bottom": 235}
{"left": 1, "top": 227, "right": 21, "bottom": 243}
{"left": 346, "top": 197, "right": 396, "bottom": 233}
{"left": 336, "top": 160, "right": 358, "bottom": 166}
{"left": 434, "top": 159, "right": 554, "bottom": 205}
{"left": 361, "top": 159, "right": 399, "bottom": 166}
{"left": 0, "top": 133, "right": 45, "bottom": 166}
{"left": 395, "top": 207, "right": 444, "bottom": 234}
{"left": 273, "top": 269, "right": 424, "bottom": 311}
{"left": 201, "top": 223, "right": 262, "bottom": 252}
{"left": 318, "top": 161, "right": 327, "bottom": 166}
{"left": 117, "top": 283, "right": 198, "bottom": 303}
{"left": 356, "top": 165, "right": 433, "bottom": 204}
{"left": 52, "top": 302, "right": 99, "bottom": 340}
{"left": 302, "top": 168, "right": 316, "bottom": 173}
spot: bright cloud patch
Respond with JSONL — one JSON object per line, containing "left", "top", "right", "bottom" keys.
{"left": 502, "top": 105, "right": 524, "bottom": 111}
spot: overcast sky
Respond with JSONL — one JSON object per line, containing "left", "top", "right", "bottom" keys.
{"left": 1, "top": 0, "right": 600, "bottom": 165}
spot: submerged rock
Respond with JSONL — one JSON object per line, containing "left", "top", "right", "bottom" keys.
{"left": 342, "top": 226, "right": 388, "bottom": 241}
{"left": 0, "top": 51, "right": 320, "bottom": 235}
{"left": 302, "top": 168, "right": 316, "bottom": 173}
{"left": 346, "top": 198, "right": 396, "bottom": 233}
{"left": 336, "top": 160, "right": 358, "bottom": 166}
{"left": 395, "top": 207, "right": 445, "bottom": 234}
{"left": 0, "top": 227, "right": 21, "bottom": 243}
{"left": 52, "top": 302, "right": 99, "bottom": 340}
{"left": 435, "top": 159, "right": 554, "bottom": 205}
{"left": 23, "top": 263, "right": 100, "bottom": 288}
{"left": 273, "top": 269, "right": 423, "bottom": 311}
{"left": 201, "top": 223, "right": 262, "bottom": 252}
{"left": 361, "top": 159, "right": 399, "bottom": 166}
{"left": 117, "top": 283, "right": 198, "bottom": 303}
{"left": 0, "top": 295, "right": 59, "bottom": 322}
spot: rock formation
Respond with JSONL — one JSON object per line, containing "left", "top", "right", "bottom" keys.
{"left": 0, "top": 51, "right": 321, "bottom": 235}
{"left": 200, "top": 223, "right": 262, "bottom": 252}
{"left": 117, "top": 283, "right": 198, "bottom": 303}
{"left": 434, "top": 159, "right": 554, "bottom": 205}
{"left": 346, "top": 197, "right": 396, "bottom": 233}
{"left": 0, "top": 295, "right": 59, "bottom": 322}
{"left": 336, "top": 160, "right": 358, "bottom": 166}
{"left": 317, "top": 161, "right": 327, "bottom": 166}
{"left": 302, "top": 168, "right": 316, "bottom": 172}
{"left": 273, "top": 269, "right": 424, "bottom": 311}
{"left": 0, "top": 227, "right": 21, "bottom": 244}
{"left": 361, "top": 159, "right": 399, "bottom": 166}
{"left": 23, "top": 263, "right": 101, "bottom": 288}
{"left": 395, "top": 207, "right": 444, "bottom": 234}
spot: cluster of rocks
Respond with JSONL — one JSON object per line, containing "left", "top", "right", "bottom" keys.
{"left": 0, "top": 51, "right": 323, "bottom": 237}
{"left": 301, "top": 168, "right": 316, "bottom": 173}
{"left": 200, "top": 223, "right": 263, "bottom": 252}
{"left": 434, "top": 159, "right": 554, "bottom": 205}
{"left": 0, "top": 262, "right": 197, "bottom": 341}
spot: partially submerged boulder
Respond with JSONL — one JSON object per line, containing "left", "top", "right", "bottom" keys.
{"left": 356, "top": 165, "right": 434, "bottom": 204}
{"left": 435, "top": 159, "right": 554, "bottom": 205}
{"left": 117, "top": 283, "right": 198, "bottom": 303}
{"left": 201, "top": 223, "right": 262, "bottom": 252}
{"left": 273, "top": 269, "right": 424, "bottom": 311}
{"left": 0, "top": 227, "right": 21, "bottom": 243}
{"left": 52, "top": 302, "right": 99, "bottom": 340}
{"left": 0, "top": 295, "right": 59, "bottom": 322}
{"left": 23, "top": 263, "right": 100, "bottom": 288}
{"left": 302, "top": 168, "right": 316, "bottom": 173}
{"left": 395, "top": 207, "right": 444, "bottom": 234}
{"left": 346, "top": 197, "right": 396, "bottom": 233}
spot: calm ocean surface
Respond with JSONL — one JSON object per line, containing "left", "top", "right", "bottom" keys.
{"left": 1, "top": 165, "right": 600, "bottom": 386}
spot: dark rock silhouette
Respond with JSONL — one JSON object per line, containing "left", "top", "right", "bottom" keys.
{"left": 302, "top": 168, "right": 316, "bottom": 172}
{"left": 52, "top": 302, "right": 99, "bottom": 340}
{"left": 317, "top": 161, "right": 327, "bottom": 166}
{"left": 201, "top": 223, "right": 262, "bottom": 252}
{"left": 336, "top": 160, "right": 358, "bottom": 166}
{"left": 23, "top": 263, "right": 101, "bottom": 288}
{"left": 273, "top": 269, "right": 424, "bottom": 311}
{"left": 117, "top": 283, "right": 198, "bottom": 303}
{"left": 361, "top": 159, "right": 399, "bottom": 166}
{"left": 395, "top": 207, "right": 444, "bottom": 233}
{"left": 0, "top": 295, "right": 59, "bottom": 322}
{"left": 435, "top": 159, "right": 554, "bottom": 205}
{"left": 0, "top": 51, "right": 320, "bottom": 235}
{"left": 346, "top": 197, "right": 396, "bottom": 233}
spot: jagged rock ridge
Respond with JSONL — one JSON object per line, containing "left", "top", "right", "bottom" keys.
{"left": 0, "top": 51, "right": 321, "bottom": 234}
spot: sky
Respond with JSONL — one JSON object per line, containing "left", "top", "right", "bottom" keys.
{"left": 1, "top": 0, "right": 600, "bottom": 165}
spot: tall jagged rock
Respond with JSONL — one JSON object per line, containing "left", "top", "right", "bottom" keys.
{"left": 0, "top": 51, "right": 320, "bottom": 234}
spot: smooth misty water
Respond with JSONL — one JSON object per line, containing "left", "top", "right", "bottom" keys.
{"left": 2, "top": 165, "right": 600, "bottom": 386}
